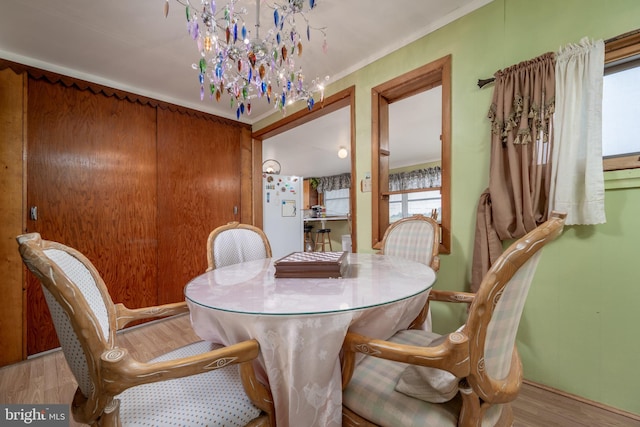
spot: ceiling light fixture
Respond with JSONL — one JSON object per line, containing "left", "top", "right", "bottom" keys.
{"left": 262, "top": 158, "right": 281, "bottom": 174}
{"left": 165, "top": 0, "right": 329, "bottom": 119}
{"left": 337, "top": 147, "right": 348, "bottom": 159}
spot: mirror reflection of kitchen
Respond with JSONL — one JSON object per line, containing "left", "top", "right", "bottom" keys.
{"left": 263, "top": 106, "right": 352, "bottom": 254}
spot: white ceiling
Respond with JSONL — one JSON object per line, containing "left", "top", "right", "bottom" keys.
{"left": 0, "top": 0, "right": 491, "bottom": 177}
{"left": 264, "top": 86, "right": 442, "bottom": 178}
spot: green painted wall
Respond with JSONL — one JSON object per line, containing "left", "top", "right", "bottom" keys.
{"left": 255, "top": 0, "right": 640, "bottom": 415}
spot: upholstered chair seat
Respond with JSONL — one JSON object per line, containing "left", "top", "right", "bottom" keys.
{"left": 343, "top": 330, "right": 464, "bottom": 427}
{"left": 116, "top": 341, "right": 261, "bottom": 426}
{"left": 341, "top": 212, "right": 567, "bottom": 427}
{"left": 17, "top": 233, "right": 275, "bottom": 427}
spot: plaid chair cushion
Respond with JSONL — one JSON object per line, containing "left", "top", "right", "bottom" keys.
{"left": 394, "top": 334, "right": 459, "bottom": 403}
{"left": 343, "top": 330, "right": 461, "bottom": 427}
{"left": 383, "top": 221, "right": 436, "bottom": 266}
{"left": 484, "top": 251, "right": 542, "bottom": 378}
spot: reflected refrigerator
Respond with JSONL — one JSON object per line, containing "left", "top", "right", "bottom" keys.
{"left": 263, "top": 174, "right": 304, "bottom": 259}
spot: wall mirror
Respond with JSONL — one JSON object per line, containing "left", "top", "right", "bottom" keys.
{"left": 372, "top": 55, "right": 451, "bottom": 253}
{"left": 252, "top": 87, "right": 356, "bottom": 251}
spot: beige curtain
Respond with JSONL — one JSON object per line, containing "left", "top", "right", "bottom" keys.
{"left": 550, "top": 38, "right": 606, "bottom": 225}
{"left": 471, "top": 53, "right": 556, "bottom": 291}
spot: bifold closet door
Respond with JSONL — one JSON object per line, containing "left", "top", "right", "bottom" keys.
{"left": 26, "top": 79, "right": 158, "bottom": 355}
{"left": 156, "top": 109, "right": 242, "bottom": 304}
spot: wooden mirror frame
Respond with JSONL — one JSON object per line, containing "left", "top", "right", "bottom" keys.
{"left": 371, "top": 55, "right": 451, "bottom": 254}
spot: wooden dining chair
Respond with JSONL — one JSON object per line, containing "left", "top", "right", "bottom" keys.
{"left": 207, "top": 221, "right": 273, "bottom": 271}
{"left": 379, "top": 214, "right": 440, "bottom": 329}
{"left": 341, "top": 212, "right": 567, "bottom": 427}
{"left": 17, "top": 232, "right": 275, "bottom": 427}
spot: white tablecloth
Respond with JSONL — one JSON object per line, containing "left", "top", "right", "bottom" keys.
{"left": 185, "top": 254, "right": 435, "bottom": 427}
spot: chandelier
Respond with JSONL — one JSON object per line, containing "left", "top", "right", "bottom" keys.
{"left": 165, "top": 0, "right": 328, "bottom": 119}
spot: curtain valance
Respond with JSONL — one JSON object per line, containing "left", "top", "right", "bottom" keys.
{"left": 389, "top": 167, "right": 441, "bottom": 191}
{"left": 315, "top": 173, "right": 351, "bottom": 193}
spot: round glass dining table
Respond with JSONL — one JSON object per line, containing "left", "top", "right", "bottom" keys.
{"left": 184, "top": 253, "right": 436, "bottom": 427}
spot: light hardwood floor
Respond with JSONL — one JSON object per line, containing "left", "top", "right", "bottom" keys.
{"left": 1, "top": 314, "right": 638, "bottom": 427}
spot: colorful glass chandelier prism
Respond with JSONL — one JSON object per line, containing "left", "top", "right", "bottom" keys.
{"left": 165, "top": 0, "right": 328, "bottom": 118}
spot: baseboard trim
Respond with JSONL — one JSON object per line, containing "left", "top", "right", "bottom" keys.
{"left": 523, "top": 379, "right": 640, "bottom": 422}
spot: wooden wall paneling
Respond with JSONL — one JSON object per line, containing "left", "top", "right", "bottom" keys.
{"left": 0, "top": 68, "right": 26, "bottom": 365}
{"left": 26, "top": 79, "right": 158, "bottom": 355}
{"left": 156, "top": 109, "right": 243, "bottom": 304}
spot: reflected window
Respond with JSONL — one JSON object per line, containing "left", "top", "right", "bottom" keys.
{"left": 390, "top": 191, "right": 441, "bottom": 223}
{"left": 323, "top": 188, "right": 350, "bottom": 216}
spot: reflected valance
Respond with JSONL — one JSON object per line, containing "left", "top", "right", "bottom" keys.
{"left": 315, "top": 173, "right": 351, "bottom": 193}
{"left": 389, "top": 167, "right": 441, "bottom": 191}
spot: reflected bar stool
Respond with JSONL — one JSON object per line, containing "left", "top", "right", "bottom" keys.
{"left": 314, "top": 228, "right": 333, "bottom": 252}
{"left": 304, "top": 224, "right": 314, "bottom": 252}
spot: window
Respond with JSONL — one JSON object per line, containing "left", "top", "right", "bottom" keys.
{"left": 389, "top": 190, "right": 441, "bottom": 223}
{"left": 323, "top": 188, "right": 350, "bottom": 216}
{"left": 603, "top": 30, "right": 640, "bottom": 170}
